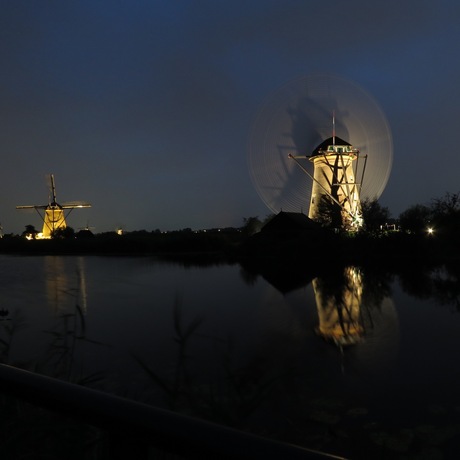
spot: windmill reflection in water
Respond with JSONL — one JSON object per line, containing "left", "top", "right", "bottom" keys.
{"left": 312, "top": 266, "right": 364, "bottom": 348}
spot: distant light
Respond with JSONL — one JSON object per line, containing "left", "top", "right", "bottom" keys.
{"left": 427, "top": 227, "right": 434, "bottom": 235}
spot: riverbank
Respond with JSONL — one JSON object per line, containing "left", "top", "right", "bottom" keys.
{"left": 0, "top": 228, "right": 458, "bottom": 268}
{"left": 0, "top": 230, "right": 241, "bottom": 261}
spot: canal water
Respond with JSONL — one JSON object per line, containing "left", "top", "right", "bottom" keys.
{"left": 1, "top": 254, "right": 459, "bottom": 458}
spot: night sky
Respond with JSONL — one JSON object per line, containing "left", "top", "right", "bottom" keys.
{"left": 2, "top": 1, "right": 459, "bottom": 234}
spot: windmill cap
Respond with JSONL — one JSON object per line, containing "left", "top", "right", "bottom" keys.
{"left": 310, "top": 136, "right": 352, "bottom": 157}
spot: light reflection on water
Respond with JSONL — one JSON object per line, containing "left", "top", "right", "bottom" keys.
{"left": 1, "top": 254, "right": 460, "bottom": 458}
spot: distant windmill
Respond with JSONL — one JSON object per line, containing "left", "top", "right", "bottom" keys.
{"left": 16, "top": 174, "right": 91, "bottom": 239}
{"left": 79, "top": 221, "right": 95, "bottom": 232}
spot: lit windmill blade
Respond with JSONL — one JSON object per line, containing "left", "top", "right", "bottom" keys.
{"left": 61, "top": 202, "right": 92, "bottom": 209}
{"left": 16, "top": 205, "right": 48, "bottom": 209}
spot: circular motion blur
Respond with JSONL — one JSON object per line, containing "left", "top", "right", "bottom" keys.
{"left": 248, "top": 74, "right": 393, "bottom": 227}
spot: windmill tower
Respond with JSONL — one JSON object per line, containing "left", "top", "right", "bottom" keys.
{"left": 17, "top": 174, "right": 91, "bottom": 239}
{"left": 287, "top": 113, "right": 367, "bottom": 230}
{"left": 308, "top": 137, "right": 362, "bottom": 228}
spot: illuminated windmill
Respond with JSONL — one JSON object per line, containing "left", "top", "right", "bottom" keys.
{"left": 289, "top": 119, "right": 367, "bottom": 229}
{"left": 248, "top": 74, "right": 393, "bottom": 230}
{"left": 17, "top": 174, "right": 91, "bottom": 239}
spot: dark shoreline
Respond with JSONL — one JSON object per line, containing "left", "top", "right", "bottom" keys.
{"left": 0, "top": 229, "right": 458, "bottom": 269}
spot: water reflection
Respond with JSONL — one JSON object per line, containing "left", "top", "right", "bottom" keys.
{"left": 398, "top": 261, "right": 460, "bottom": 311}
{"left": 313, "top": 266, "right": 364, "bottom": 347}
{"left": 244, "top": 260, "right": 398, "bottom": 355}
{"left": 33, "top": 257, "right": 102, "bottom": 382}
{"left": 268, "top": 264, "right": 400, "bottom": 381}
{"left": 2, "top": 255, "right": 460, "bottom": 458}
{"left": 76, "top": 257, "right": 88, "bottom": 314}
{"left": 44, "top": 256, "right": 71, "bottom": 313}
{"left": 44, "top": 256, "right": 88, "bottom": 314}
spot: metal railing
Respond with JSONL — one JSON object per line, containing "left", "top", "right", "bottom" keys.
{"left": 0, "top": 363, "right": 346, "bottom": 459}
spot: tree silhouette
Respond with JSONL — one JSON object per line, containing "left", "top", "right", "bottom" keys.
{"left": 361, "top": 198, "right": 390, "bottom": 233}
{"left": 314, "top": 195, "right": 342, "bottom": 230}
{"left": 399, "top": 204, "right": 431, "bottom": 234}
{"left": 430, "top": 192, "right": 460, "bottom": 236}
{"left": 241, "top": 216, "right": 263, "bottom": 236}
{"left": 52, "top": 227, "right": 75, "bottom": 239}
{"left": 22, "top": 225, "right": 39, "bottom": 239}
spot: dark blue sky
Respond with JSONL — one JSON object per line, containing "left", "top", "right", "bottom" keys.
{"left": 2, "top": 1, "right": 459, "bottom": 233}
